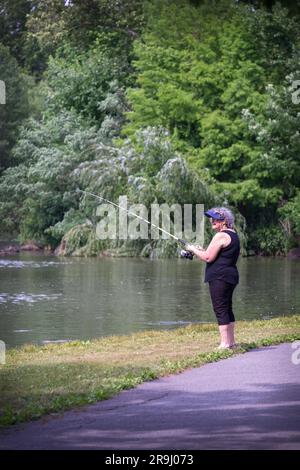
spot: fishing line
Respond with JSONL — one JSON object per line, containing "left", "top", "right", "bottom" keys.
{"left": 77, "top": 189, "right": 189, "bottom": 249}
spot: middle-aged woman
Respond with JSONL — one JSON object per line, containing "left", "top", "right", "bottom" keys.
{"left": 185, "top": 207, "right": 240, "bottom": 349}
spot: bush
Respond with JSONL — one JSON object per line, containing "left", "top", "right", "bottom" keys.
{"left": 278, "top": 191, "right": 300, "bottom": 246}
{"left": 248, "top": 225, "right": 289, "bottom": 256}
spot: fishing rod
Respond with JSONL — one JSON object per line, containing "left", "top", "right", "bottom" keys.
{"left": 77, "top": 189, "right": 192, "bottom": 256}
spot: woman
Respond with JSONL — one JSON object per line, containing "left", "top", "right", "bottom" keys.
{"left": 185, "top": 207, "right": 240, "bottom": 349}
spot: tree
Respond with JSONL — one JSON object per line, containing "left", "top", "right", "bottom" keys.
{"left": 244, "top": 2, "right": 300, "bottom": 83}
{"left": 0, "top": 110, "right": 98, "bottom": 241}
{"left": 242, "top": 74, "right": 300, "bottom": 230}
{"left": 0, "top": 43, "right": 29, "bottom": 172}
{"left": 23, "top": 0, "right": 144, "bottom": 76}
{"left": 45, "top": 43, "right": 128, "bottom": 127}
{"left": 23, "top": 0, "right": 67, "bottom": 75}
{"left": 125, "top": 0, "right": 267, "bottom": 172}
{"left": 120, "top": 0, "right": 300, "bottom": 254}
{"left": 0, "top": 0, "right": 31, "bottom": 64}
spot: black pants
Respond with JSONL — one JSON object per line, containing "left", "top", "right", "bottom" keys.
{"left": 209, "top": 279, "right": 236, "bottom": 326}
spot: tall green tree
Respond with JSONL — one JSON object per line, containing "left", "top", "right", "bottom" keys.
{"left": 0, "top": 0, "right": 31, "bottom": 64}
{"left": 242, "top": 74, "right": 300, "bottom": 234}
{"left": 0, "top": 43, "right": 29, "bottom": 172}
{"left": 124, "top": 0, "right": 300, "bottom": 253}
{"left": 125, "top": 0, "right": 267, "bottom": 172}
{"left": 23, "top": 0, "right": 144, "bottom": 76}
{"left": 23, "top": 0, "right": 67, "bottom": 75}
{"left": 45, "top": 42, "right": 128, "bottom": 127}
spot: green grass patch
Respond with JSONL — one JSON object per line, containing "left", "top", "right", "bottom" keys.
{"left": 1, "top": 314, "right": 300, "bottom": 426}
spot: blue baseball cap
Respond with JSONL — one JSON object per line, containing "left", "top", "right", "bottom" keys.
{"left": 204, "top": 209, "right": 225, "bottom": 220}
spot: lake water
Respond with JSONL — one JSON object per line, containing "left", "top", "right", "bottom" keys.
{"left": 0, "top": 254, "right": 299, "bottom": 348}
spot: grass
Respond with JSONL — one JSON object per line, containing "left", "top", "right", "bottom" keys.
{"left": 1, "top": 314, "right": 300, "bottom": 426}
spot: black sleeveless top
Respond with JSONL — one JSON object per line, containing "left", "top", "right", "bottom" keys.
{"left": 205, "top": 230, "right": 240, "bottom": 285}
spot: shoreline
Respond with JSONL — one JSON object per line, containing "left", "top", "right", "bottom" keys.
{"left": 1, "top": 242, "right": 300, "bottom": 258}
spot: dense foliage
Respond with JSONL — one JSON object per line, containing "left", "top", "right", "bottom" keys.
{"left": 0, "top": 0, "right": 299, "bottom": 256}
{"left": 0, "top": 43, "right": 30, "bottom": 172}
{"left": 125, "top": 0, "right": 300, "bottom": 254}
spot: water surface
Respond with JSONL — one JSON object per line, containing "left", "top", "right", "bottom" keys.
{"left": 0, "top": 254, "right": 299, "bottom": 348}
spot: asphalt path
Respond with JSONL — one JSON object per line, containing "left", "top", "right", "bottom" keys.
{"left": 1, "top": 342, "right": 300, "bottom": 450}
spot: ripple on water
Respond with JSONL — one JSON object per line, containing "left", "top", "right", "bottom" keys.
{"left": 0, "top": 293, "right": 63, "bottom": 304}
{"left": 0, "top": 259, "right": 72, "bottom": 269}
{"left": 13, "top": 329, "right": 33, "bottom": 333}
{"left": 147, "top": 320, "right": 192, "bottom": 326}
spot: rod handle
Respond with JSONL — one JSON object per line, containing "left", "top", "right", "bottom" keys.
{"left": 178, "top": 239, "right": 189, "bottom": 247}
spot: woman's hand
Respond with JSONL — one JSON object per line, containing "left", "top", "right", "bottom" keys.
{"left": 185, "top": 244, "right": 204, "bottom": 252}
{"left": 185, "top": 244, "right": 196, "bottom": 253}
{"left": 195, "top": 244, "right": 204, "bottom": 251}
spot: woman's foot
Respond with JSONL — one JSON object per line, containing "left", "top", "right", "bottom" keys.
{"left": 216, "top": 343, "right": 237, "bottom": 350}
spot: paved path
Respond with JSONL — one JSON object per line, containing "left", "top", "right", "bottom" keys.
{"left": 1, "top": 343, "right": 300, "bottom": 450}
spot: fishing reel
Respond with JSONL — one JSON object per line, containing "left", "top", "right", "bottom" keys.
{"left": 180, "top": 249, "right": 194, "bottom": 260}
{"left": 178, "top": 239, "right": 194, "bottom": 260}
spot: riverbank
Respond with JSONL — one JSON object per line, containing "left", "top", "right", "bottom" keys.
{"left": 0, "top": 240, "right": 46, "bottom": 256}
{"left": 1, "top": 314, "right": 300, "bottom": 427}
{"left": 1, "top": 237, "right": 300, "bottom": 258}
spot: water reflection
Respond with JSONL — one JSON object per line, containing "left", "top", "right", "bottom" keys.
{"left": 0, "top": 293, "right": 63, "bottom": 304}
{"left": 0, "top": 254, "right": 299, "bottom": 348}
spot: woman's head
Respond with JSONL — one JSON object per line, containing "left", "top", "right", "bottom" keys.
{"left": 205, "top": 207, "right": 235, "bottom": 231}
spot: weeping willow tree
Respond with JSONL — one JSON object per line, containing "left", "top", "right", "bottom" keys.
{"left": 55, "top": 126, "right": 223, "bottom": 258}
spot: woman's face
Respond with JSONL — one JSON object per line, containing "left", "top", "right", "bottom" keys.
{"left": 210, "top": 218, "right": 224, "bottom": 232}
